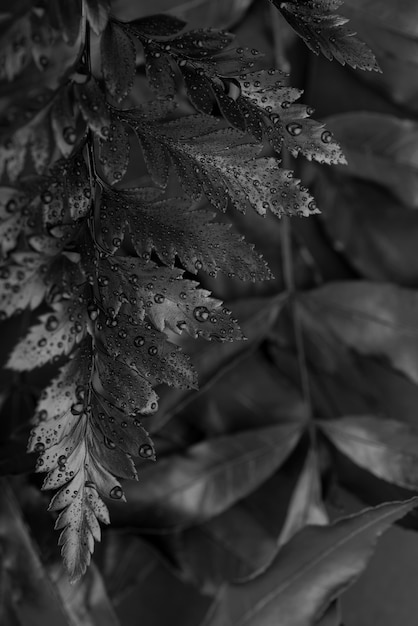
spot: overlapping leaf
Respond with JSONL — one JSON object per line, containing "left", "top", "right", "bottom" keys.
{"left": 202, "top": 499, "right": 418, "bottom": 626}
{"left": 273, "top": 0, "right": 380, "bottom": 70}
{"left": 319, "top": 415, "right": 418, "bottom": 491}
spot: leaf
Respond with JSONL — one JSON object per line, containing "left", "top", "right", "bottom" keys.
{"left": 99, "top": 114, "right": 130, "bottom": 185}
{"left": 7, "top": 298, "right": 87, "bottom": 371}
{"left": 237, "top": 70, "right": 346, "bottom": 164}
{"left": 0, "top": 252, "right": 48, "bottom": 318}
{"left": 85, "top": 0, "right": 110, "bottom": 35}
{"left": 274, "top": 0, "right": 380, "bottom": 71}
{"left": 97, "top": 256, "right": 243, "bottom": 341}
{"left": 51, "top": 85, "right": 83, "bottom": 158}
{"left": 129, "top": 113, "right": 319, "bottom": 217}
{"left": 202, "top": 498, "right": 418, "bottom": 626}
{"left": 318, "top": 415, "right": 418, "bottom": 491}
{"left": 28, "top": 339, "right": 136, "bottom": 582}
{"left": 316, "top": 174, "right": 418, "bottom": 286}
{"left": 101, "top": 21, "right": 136, "bottom": 102}
{"left": 299, "top": 281, "right": 418, "bottom": 386}
{"left": 278, "top": 448, "right": 328, "bottom": 547}
{"left": 0, "top": 479, "right": 73, "bottom": 625}
{"left": 97, "top": 311, "right": 198, "bottom": 390}
{"left": 76, "top": 76, "right": 111, "bottom": 140}
{"left": 49, "top": 0, "right": 82, "bottom": 45}
{"left": 111, "top": 423, "right": 303, "bottom": 531}
{"left": 326, "top": 113, "right": 418, "bottom": 208}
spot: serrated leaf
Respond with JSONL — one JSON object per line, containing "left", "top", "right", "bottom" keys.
{"left": 237, "top": 71, "right": 346, "bottom": 164}
{"left": 319, "top": 416, "right": 418, "bottom": 491}
{"left": 76, "top": 76, "right": 110, "bottom": 140}
{"left": 7, "top": 298, "right": 87, "bottom": 371}
{"left": 0, "top": 252, "right": 47, "bottom": 318}
{"left": 98, "top": 311, "right": 198, "bottom": 390}
{"left": 101, "top": 21, "right": 136, "bottom": 102}
{"left": 274, "top": 0, "right": 380, "bottom": 71}
{"left": 112, "top": 423, "right": 303, "bottom": 531}
{"left": 97, "top": 255, "right": 243, "bottom": 341}
{"left": 202, "top": 498, "right": 418, "bottom": 626}
{"left": 99, "top": 114, "right": 130, "bottom": 185}
{"left": 326, "top": 113, "right": 418, "bottom": 208}
{"left": 99, "top": 190, "right": 272, "bottom": 280}
{"left": 299, "top": 281, "right": 418, "bottom": 386}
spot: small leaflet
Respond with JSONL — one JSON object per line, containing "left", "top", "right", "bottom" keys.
{"left": 101, "top": 21, "right": 136, "bottom": 102}
{"left": 7, "top": 298, "right": 87, "bottom": 371}
{"left": 0, "top": 252, "right": 48, "bottom": 318}
{"left": 97, "top": 255, "right": 244, "bottom": 341}
{"left": 274, "top": 0, "right": 380, "bottom": 71}
{"left": 76, "top": 76, "right": 111, "bottom": 140}
{"left": 98, "top": 312, "right": 198, "bottom": 390}
{"left": 99, "top": 115, "right": 130, "bottom": 185}
{"left": 238, "top": 70, "right": 346, "bottom": 164}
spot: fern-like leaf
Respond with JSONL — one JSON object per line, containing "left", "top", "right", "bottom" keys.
{"left": 273, "top": 0, "right": 380, "bottom": 71}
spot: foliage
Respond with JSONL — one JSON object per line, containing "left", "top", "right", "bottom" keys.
{"left": 1, "top": 0, "right": 418, "bottom": 625}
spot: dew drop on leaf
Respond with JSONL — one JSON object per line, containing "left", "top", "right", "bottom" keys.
{"left": 104, "top": 436, "right": 116, "bottom": 449}
{"left": 34, "top": 442, "right": 45, "bottom": 453}
{"left": 109, "top": 486, "right": 124, "bottom": 499}
{"left": 134, "top": 335, "right": 145, "bottom": 347}
{"left": 321, "top": 130, "right": 333, "bottom": 143}
{"left": 63, "top": 127, "right": 77, "bottom": 145}
{"left": 138, "top": 443, "right": 154, "bottom": 458}
{"left": 193, "top": 306, "right": 210, "bottom": 322}
{"left": 45, "top": 315, "right": 59, "bottom": 331}
{"left": 286, "top": 122, "right": 303, "bottom": 136}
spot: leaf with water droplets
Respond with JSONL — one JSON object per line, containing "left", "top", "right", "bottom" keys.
{"left": 98, "top": 255, "right": 244, "bottom": 341}
{"left": 76, "top": 76, "right": 110, "bottom": 140}
{"left": 99, "top": 114, "right": 130, "bottom": 185}
{"left": 7, "top": 297, "right": 87, "bottom": 371}
{"left": 274, "top": 0, "right": 380, "bottom": 71}
{"left": 101, "top": 21, "right": 136, "bottom": 102}
{"left": 0, "top": 187, "right": 35, "bottom": 259}
{"left": 237, "top": 70, "right": 346, "bottom": 164}
{"left": 0, "top": 252, "right": 48, "bottom": 318}
{"left": 98, "top": 312, "right": 198, "bottom": 390}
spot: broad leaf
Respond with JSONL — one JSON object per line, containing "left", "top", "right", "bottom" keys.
{"left": 326, "top": 113, "right": 418, "bottom": 208}
{"left": 274, "top": 0, "right": 379, "bottom": 71}
{"left": 76, "top": 76, "right": 110, "bottom": 140}
{"left": 299, "top": 281, "right": 418, "bottom": 386}
{"left": 319, "top": 415, "right": 418, "bottom": 491}
{"left": 99, "top": 114, "right": 131, "bottom": 185}
{"left": 202, "top": 499, "right": 418, "bottom": 626}
{"left": 111, "top": 423, "right": 303, "bottom": 531}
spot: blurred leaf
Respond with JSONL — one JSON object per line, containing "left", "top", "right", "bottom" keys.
{"left": 110, "top": 423, "right": 303, "bottom": 530}
{"left": 326, "top": 113, "right": 418, "bottom": 207}
{"left": 99, "top": 533, "right": 211, "bottom": 626}
{"left": 317, "top": 175, "right": 418, "bottom": 285}
{"left": 0, "top": 478, "right": 71, "bottom": 625}
{"left": 300, "top": 281, "right": 418, "bottom": 385}
{"left": 112, "top": 0, "right": 254, "bottom": 29}
{"left": 49, "top": 561, "right": 120, "bottom": 626}
{"left": 278, "top": 448, "right": 328, "bottom": 547}
{"left": 202, "top": 498, "right": 418, "bottom": 626}
{"left": 319, "top": 416, "right": 418, "bottom": 491}
{"left": 315, "top": 601, "right": 341, "bottom": 626}
{"left": 101, "top": 21, "right": 136, "bottom": 102}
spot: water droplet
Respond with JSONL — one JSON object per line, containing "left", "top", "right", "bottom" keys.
{"left": 193, "top": 306, "right": 210, "bottom": 322}
{"left": 63, "top": 126, "right": 77, "bottom": 145}
{"left": 148, "top": 345, "right": 158, "bottom": 356}
{"left": 37, "top": 337, "right": 47, "bottom": 347}
{"left": 41, "top": 191, "right": 53, "bottom": 204}
{"left": 45, "top": 315, "right": 59, "bottom": 331}
{"left": 195, "top": 260, "right": 203, "bottom": 270}
{"left": 109, "top": 486, "right": 123, "bottom": 499}
{"left": 34, "top": 442, "right": 45, "bottom": 453}
{"left": 321, "top": 130, "right": 332, "bottom": 143}
{"left": 154, "top": 294, "right": 165, "bottom": 304}
{"left": 139, "top": 444, "right": 154, "bottom": 458}
{"left": 71, "top": 402, "right": 84, "bottom": 415}
{"left": 286, "top": 122, "right": 303, "bottom": 136}
{"left": 104, "top": 436, "right": 116, "bottom": 449}
{"left": 134, "top": 335, "right": 145, "bottom": 347}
